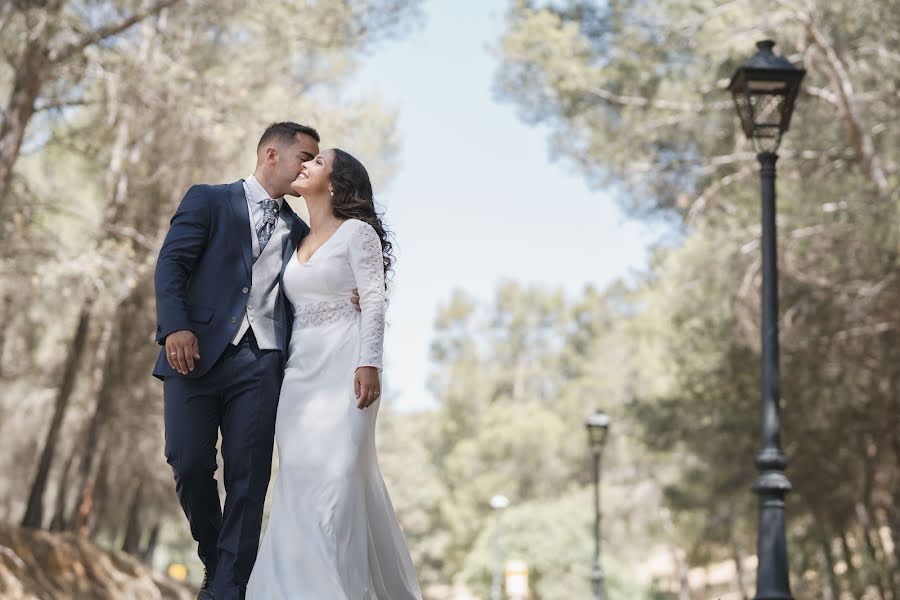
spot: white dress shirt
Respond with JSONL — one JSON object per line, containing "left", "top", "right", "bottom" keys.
{"left": 243, "top": 175, "right": 284, "bottom": 258}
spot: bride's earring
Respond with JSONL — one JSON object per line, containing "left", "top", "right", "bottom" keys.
{"left": 329, "top": 187, "right": 334, "bottom": 197}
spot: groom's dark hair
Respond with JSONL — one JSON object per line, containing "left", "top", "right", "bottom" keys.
{"left": 258, "top": 121, "right": 320, "bottom": 150}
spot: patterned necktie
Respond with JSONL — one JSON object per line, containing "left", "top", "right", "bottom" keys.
{"left": 257, "top": 198, "right": 279, "bottom": 255}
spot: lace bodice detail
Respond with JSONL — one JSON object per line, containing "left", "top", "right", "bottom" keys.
{"left": 282, "top": 219, "right": 387, "bottom": 370}
{"left": 294, "top": 300, "right": 359, "bottom": 329}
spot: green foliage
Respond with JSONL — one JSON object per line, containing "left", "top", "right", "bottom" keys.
{"left": 379, "top": 281, "right": 671, "bottom": 596}
{"left": 461, "top": 490, "right": 649, "bottom": 600}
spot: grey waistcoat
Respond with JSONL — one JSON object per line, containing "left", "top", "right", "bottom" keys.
{"left": 231, "top": 213, "right": 290, "bottom": 350}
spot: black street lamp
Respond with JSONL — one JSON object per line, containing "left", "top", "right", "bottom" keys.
{"left": 727, "top": 40, "right": 805, "bottom": 600}
{"left": 586, "top": 410, "right": 610, "bottom": 600}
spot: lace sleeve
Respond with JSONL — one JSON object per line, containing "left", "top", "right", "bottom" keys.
{"left": 348, "top": 221, "right": 387, "bottom": 370}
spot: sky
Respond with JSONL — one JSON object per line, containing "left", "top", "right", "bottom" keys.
{"left": 345, "top": 0, "right": 665, "bottom": 412}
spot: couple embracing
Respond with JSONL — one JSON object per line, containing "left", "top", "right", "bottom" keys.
{"left": 153, "top": 122, "right": 422, "bottom": 599}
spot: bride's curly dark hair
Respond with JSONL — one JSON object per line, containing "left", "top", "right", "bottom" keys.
{"left": 329, "top": 149, "right": 394, "bottom": 280}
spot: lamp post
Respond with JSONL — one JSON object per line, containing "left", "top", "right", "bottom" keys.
{"left": 586, "top": 410, "right": 610, "bottom": 600}
{"left": 727, "top": 40, "right": 805, "bottom": 600}
{"left": 490, "top": 494, "right": 510, "bottom": 600}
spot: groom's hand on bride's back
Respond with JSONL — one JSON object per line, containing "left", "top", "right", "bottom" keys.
{"left": 165, "top": 330, "right": 201, "bottom": 375}
{"left": 351, "top": 288, "right": 360, "bottom": 311}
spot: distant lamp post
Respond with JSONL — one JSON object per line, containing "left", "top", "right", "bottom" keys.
{"left": 490, "top": 494, "right": 510, "bottom": 600}
{"left": 727, "top": 40, "right": 805, "bottom": 600}
{"left": 586, "top": 410, "right": 610, "bottom": 600}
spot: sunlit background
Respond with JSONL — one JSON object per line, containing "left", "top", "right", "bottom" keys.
{"left": 0, "top": 1, "right": 896, "bottom": 599}
{"left": 345, "top": 0, "right": 670, "bottom": 413}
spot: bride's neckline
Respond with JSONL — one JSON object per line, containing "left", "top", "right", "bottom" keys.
{"left": 295, "top": 219, "right": 352, "bottom": 267}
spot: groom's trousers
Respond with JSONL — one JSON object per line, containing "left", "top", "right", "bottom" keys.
{"left": 164, "top": 329, "right": 282, "bottom": 600}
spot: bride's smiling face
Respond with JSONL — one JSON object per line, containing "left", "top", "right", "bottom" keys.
{"left": 291, "top": 150, "right": 334, "bottom": 198}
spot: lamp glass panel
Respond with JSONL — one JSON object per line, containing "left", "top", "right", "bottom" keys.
{"left": 588, "top": 425, "right": 608, "bottom": 448}
{"left": 747, "top": 80, "right": 789, "bottom": 92}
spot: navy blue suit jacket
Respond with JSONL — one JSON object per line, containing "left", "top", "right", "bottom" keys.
{"left": 152, "top": 181, "right": 308, "bottom": 380}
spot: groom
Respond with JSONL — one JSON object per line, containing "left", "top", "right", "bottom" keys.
{"left": 153, "top": 122, "right": 318, "bottom": 600}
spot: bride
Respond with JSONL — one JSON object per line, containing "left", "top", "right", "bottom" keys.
{"left": 246, "top": 149, "right": 422, "bottom": 599}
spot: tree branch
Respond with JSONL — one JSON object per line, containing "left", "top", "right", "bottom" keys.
{"left": 48, "top": 0, "right": 182, "bottom": 65}
{"left": 34, "top": 99, "right": 93, "bottom": 113}
{"left": 686, "top": 165, "right": 753, "bottom": 225}
{"left": 697, "top": 148, "right": 856, "bottom": 173}
{"left": 804, "top": 85, "right": 840, "bottom": 107}
{"left": 101, "top": 223, "right": 158, "bottom": 253}
{"left": 586, "top": 87, "right": 732, "bottom": 112}
{"left": 0, "top": 3, "right": 16, "bottom": 46}
{"left": 803, "top": 16, "right": 890, "bottom": 200}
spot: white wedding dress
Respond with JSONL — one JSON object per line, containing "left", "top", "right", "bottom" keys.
{"left": 246, "top": 219, "right": 422, "bottom": 599}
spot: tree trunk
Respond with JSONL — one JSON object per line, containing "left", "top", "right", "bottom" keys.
{"left": 818, "top": 534, "right": 838, "bottom": 600}
{"left": 21, "top": 300, "right": 93, "bottom": 528}
{"left": 68, "top": 318, "right": 116, "bottom": 534}
{"left": 672, "top": 546, "right": 691, "bottom": 600}
{"left": 840, "top": 531, "right": 864, "bottom": 600}
{"left": 857, "top": 427, "right": 891, "bottom": 600}
{"left": 857, "top": 501, "right": 893, "bottom": 600}
{"left": 0, "top": 6, "right": 57, "bottom": 211}
{"left": 88, "top": 449, "right": 112, "bottom": 541}
{"left": 0, "top": 293, "right": 11, "bottom": 376}
{"left": 731, "top": 539, "right": 749, "bottom": 600}
{"left": 889, "top": 367, "right": 900, "bottom": 594}
{"left": 121, "top": 482, "right": 145, "bottom": 555}
{"left": 140, "top": 523, "right": 161, "bottom": 564}
{"left": 48, "top": 450, "right": 76, "bottom": 532}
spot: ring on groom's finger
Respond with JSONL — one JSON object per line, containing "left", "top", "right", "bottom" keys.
{"left": 171, "top": 351, "right": 177, "bottom": 356}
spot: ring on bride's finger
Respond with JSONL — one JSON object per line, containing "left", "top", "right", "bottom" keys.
{"left": 171, "top": 351, "right": 177, "bottom": 356}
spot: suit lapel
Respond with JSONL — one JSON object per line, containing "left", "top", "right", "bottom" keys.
{"left": 228, "top": 180, "right": 253, "bottom": 276}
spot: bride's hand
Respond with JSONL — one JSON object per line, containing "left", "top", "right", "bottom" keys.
{"left": 354, "top": 367, "right": 380, "bottom": 409}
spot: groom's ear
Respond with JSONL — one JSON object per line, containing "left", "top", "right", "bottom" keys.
{"left": 256, "top": 144, "right": 276, "bottom": 167}
{"left": 259, "top": 145, "right": 277, "bottom": 165}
